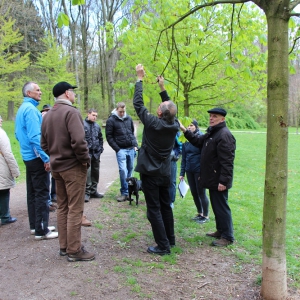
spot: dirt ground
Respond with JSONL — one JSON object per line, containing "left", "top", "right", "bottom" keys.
{"left": 0, "top": 141, "right": 299, "bottom": 300}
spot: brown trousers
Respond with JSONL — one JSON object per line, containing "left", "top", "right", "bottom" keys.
{"left": 52, "top": 164, "right": 87, "bottom": 254}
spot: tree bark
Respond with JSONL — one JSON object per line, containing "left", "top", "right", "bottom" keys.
{"left": 260, "top": 3, "right": 289, "bottom": 299}
{"left": 7, "top": 101, "right": 14, "bottom": 121}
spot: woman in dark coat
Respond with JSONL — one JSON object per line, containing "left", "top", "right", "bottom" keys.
{"left": 179, "top": 120, "right": 209, "bottom": 223}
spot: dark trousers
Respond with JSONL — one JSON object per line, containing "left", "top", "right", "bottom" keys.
{"left": 0, "top": 189, "right": 11, "bottom": 223}
{"left": 141, "top": 174, "right": 175, "bottom": 249}
{"left": 85, "top": 156, "right": 100, "bottom": 196}
{"left": 169, "top": 160, "right": 177, "bottom": 204}
{"left": 24, "top": 158, "right": 50, "bottom": 236}
{"left": 186, "top": 172, "right": 209, "bottom": 216}
{"left": 51, "top": 175, "right": 56, "bottom": 199}
{"left": 209, "top": 189, "right": 234, "bottom": 241}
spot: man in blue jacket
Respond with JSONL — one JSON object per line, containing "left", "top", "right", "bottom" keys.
{"left": 15, "top": 82, "right": 58, "bottom": 240}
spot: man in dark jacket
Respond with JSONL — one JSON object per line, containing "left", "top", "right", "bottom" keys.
{"left": 84, "top": 109, "right": 104, "bottom": 202}
{"left": 179, "top": 108, "right": 236, "bottom": 247}
{"left": 105, "top": 102, "right": 138, "bottom": 202}
{"left": 134, "top": 64, "right": 179, "bottom": 255}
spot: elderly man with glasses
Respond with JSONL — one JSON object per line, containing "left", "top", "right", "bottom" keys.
{"left": 41, "top": 81, "right": 95, "bottom": 262}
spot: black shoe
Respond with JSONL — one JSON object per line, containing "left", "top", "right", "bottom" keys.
{"left": 1, "top": 217, "right": 17, "bottom": 225}
{"left": 90, "top": 192, "right": 104, "bottom": 199}
{"left": 84, "top": 194, "right": 90, "bottom": 202}
{"left": 147, "top": 246, "right": 170, "bottom": 256}
{"left": 59, "top": 248, "right": 67, "bottom": 256}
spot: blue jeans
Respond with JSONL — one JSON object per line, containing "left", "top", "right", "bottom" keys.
{"left": 116, "top": 148, "right": 135, "bottom": 196}
{"left": 169, "top": 160, "right": 177, "bottom": 204}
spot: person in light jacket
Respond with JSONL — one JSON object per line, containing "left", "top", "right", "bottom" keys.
{"left": 0, "top": 115, "right": 20, "bottom": 225}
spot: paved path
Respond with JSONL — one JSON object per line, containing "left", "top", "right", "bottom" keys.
{"left": 97, "top": 141, "right": 119, "bottom": 193}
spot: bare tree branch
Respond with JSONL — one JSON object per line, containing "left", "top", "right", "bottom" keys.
{"left": 289, "top": 35, "right": 300, "bottom": 53}
{"left": 289, "top": 0, "right": 300, "bottom": 12}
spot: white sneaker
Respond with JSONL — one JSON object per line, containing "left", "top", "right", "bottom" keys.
{"left": 35, "top": 231, "right": 58, "bottom": 240}
{"left": 31, "top": 226, "right": 56, "bottom": 235}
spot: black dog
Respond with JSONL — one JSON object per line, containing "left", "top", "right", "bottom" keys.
{"left": 126, "top": 177, "right": 143, "bottom": 205}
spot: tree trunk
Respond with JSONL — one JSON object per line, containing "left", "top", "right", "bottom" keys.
{"left": 81, "top": 7, "right": 89, "bottom": 111}
{"left": 7, "top": 101, "right": 14, "bottom": 120}
{"left": 260, "top": 6, "right": 288, "bottom": 300}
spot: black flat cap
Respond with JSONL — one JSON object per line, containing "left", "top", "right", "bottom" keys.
{"left": 53, "top": 81, "right": 77, "bottom": 98}
{"left": 207, "top": 107, "right": 227, "bottom": 116}
{"left": 41, "top": 104, "right": 51, "bottom": 112}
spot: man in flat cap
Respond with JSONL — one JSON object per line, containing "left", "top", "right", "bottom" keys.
{"left": 179, "top": 107, "right": 236, "bottom": 247}
{"left": 41, "top": 81, "right": 95, "bottom": 261}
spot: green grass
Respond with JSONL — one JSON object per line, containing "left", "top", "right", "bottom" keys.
{"left": 4, "top": 119, "right": 300, "bottom": 289}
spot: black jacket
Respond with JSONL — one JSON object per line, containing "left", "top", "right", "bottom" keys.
{"left": 133, "top": 81, "right": 179, "bottom": 176}
{"left": 105, "top": 111, "right": 138, "bottom": 153}
{"left": 84, "top": 118, "right": 104, "bottom": 160}
{"left": 180, "top": 130, "right": 202, "bottom": 175}
{"left": 184, "top": 122, "right": 236, "bottom": 190}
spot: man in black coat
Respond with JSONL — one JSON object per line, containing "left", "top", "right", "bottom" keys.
{"left": 84, "top": 109, "right": 104, "bottom": 201}
{"left": 179, "top": 108, "right": 236, "bottom": 247}
{"left": 105, "top": 102, "right": 138, "bottom": 202}
{"left": 134, "top": 64, "right": 180, "bottom": 255}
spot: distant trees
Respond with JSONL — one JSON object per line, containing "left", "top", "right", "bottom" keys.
{"left": 0, "top": 16, "right": 30, "bottom": 117}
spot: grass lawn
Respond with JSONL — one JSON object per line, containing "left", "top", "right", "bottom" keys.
{"left": 3, "top": 120, "right": 300, "bottom": 288}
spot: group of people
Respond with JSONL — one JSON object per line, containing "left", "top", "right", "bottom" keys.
{"left": 0, "top": 63, "right": 236, "bottom": 261}
{"left": 133, "top": 64, "right": 236, "bottom": 253}
{"left": 3, "top": 81, "right": 105, "bottom": 261}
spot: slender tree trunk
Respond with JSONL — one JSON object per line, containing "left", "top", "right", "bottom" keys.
{"left": 81, "top": 7, "right": 88, "bottom": 111}
{"left": 183, "top": 89, "right": 189, "bottom": 116}
{"left": 260, "top": 6, "right": 288, "bottom": 300}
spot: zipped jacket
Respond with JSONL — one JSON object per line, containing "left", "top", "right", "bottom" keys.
{"left": 184, "top": 121, "right": 236, "bottom": 190}
{"left": 84, "top": 118, "right": 104, "bottom": 160}
{"left": 15, "top": 97, "right": 49, "bottom": 163}
{"left": 105, "top": 110, "right": 137, "bottom": 153}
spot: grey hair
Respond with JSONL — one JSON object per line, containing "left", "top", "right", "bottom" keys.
{"left": 22, "top": 82, "right": 37, "bottom": 97}
{"left": 161, "top": 101, "right": 177, "bottom": 123}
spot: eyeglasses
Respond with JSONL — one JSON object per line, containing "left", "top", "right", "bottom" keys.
{"left": 67, "top": 89, "right": 76, "bottom": 95}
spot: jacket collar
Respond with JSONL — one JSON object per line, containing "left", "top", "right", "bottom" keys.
{"left": 23, "top": 97, "right": 40, "bottom": 107}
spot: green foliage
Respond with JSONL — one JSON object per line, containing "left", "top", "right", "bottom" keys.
{"left": 57, "top": 12, "right": 69, "bottom": 28}
{"left": 31, "top": 34, "right": 76, "bottom": 106}
{"left": 72, "top": 0, "right": 85, "bottom": 4}
{"left": 116, "top": 1, "right": 267, "bottom": 123}
{"left": 226, "top": 106, "right": 260, "bottom": 129}
{"left": 0, "top": 16, "right": 30, "bottom": 117}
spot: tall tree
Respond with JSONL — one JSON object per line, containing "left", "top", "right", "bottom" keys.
{"left": 32, "top": 35, "right": 76, "bottom": 104}
{"left": 156, "top": 1, "right": 300, "bottom": 299}
{"left": 1, "top": 0, "right": 46, "bottom": 62}
{"left": 0, "top": 16, "right": 30, "bottom": 117}
{"left": 116, "top": 1, "right": 267, "bottom": 118}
